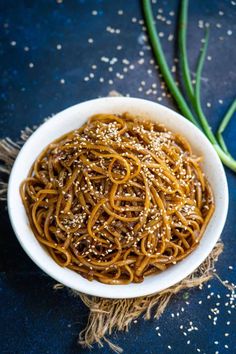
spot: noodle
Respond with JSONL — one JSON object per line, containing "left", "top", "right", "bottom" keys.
{"left": 20, "top": 113, "right": 215, "bottom": 284}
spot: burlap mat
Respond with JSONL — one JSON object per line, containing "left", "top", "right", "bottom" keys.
{"left": 0, "top": 93, "right": 232, "bottom": 353}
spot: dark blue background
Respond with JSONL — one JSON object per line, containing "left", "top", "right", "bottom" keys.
{"left": 0, "top": 1, "right": 235, "bottom": 353}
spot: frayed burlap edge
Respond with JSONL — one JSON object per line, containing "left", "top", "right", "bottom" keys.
{"left": 76, "top": 242, "right": 226, "bottom": 353}
{"left": 0, "top": 128, "right": 35, "bottom": 200}
{"left": 0, "top": 93, "right": 233, "bottom": 353}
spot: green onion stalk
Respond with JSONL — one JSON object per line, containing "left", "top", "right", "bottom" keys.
{"left": 142, "top": 0, "right": 236, "bottom": 172}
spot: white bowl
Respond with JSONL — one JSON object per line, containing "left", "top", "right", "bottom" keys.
{"left": 8, "top": 97, "right": 228, "bottom": 298}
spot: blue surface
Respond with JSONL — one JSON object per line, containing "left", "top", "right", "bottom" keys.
{"left": 0, "top": 1, "right": 235, "bottom": 353}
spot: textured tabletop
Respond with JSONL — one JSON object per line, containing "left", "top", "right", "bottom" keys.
{"left": 0, "top": 1, "right": 235, "bottom": 353}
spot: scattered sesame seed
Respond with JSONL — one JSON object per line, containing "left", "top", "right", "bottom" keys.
{"left": 168, "top": 34, "right": 174, "bottom": 41}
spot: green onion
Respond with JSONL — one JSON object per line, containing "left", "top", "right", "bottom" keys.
{"left": 142, "top": 0, "right": 199, "bottom": 127}
{"left": 178, "top": 0, "right": 195, "bottom": 104}
{"left": 194, "top": 28, "right": 216, "bottom": 145}
{"left": 142, "top": 0, "right": 236, "bottom": 172}
{"left": 213, "top": 145, "right": 236, "bottom": 170}
{"left": 217, "top": 99, "right": 236, "bottom": 155}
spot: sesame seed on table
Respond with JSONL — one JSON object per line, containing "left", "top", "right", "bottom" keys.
{"left": 0, "top": 0, "right": 235, "bottom": 354}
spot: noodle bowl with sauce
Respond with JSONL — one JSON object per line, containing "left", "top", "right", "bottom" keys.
{"left": 8, "top": 97, "right": 228, "bottom": 298}
{"left": 20, "top": 112, "right": 214, "bottom": 285}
